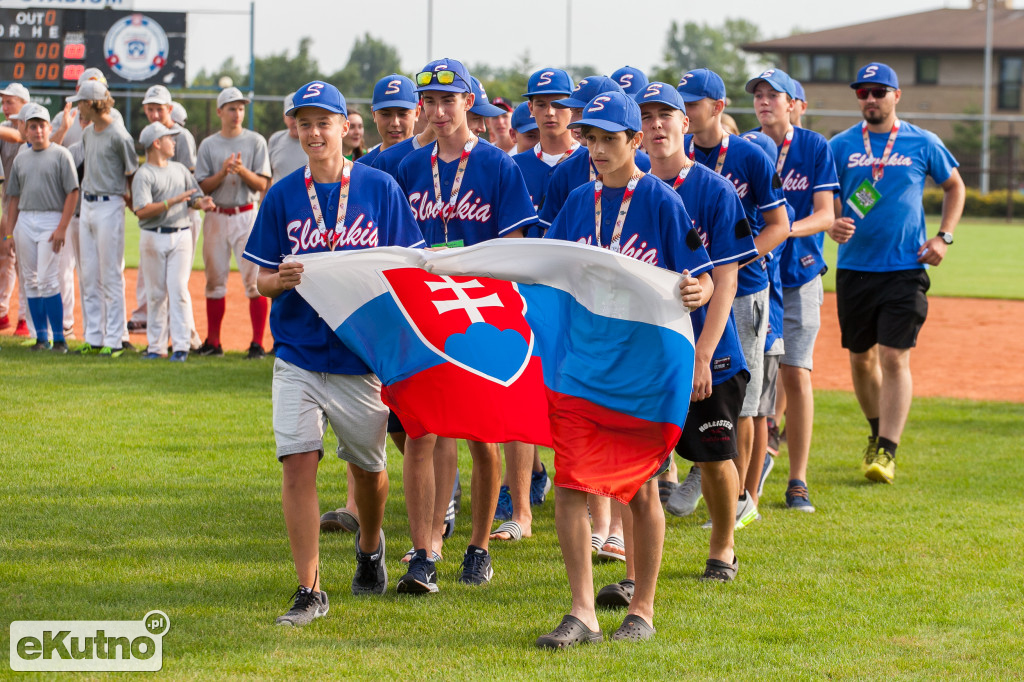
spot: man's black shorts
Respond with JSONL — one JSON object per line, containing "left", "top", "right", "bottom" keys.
{"left": 387, "top": 410, "right": 405, "bottom": 434}
{"left": 675, "top": 371, "right": 749, "bottom": 463}
{"left": 836, "top": 269, "right": 930, "bottom": 353}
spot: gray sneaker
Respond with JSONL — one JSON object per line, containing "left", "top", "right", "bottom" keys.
{"left": 275, "top": 587, "right": 329, "bottom": 626}
{"left": 735, "top": 490, "right": 758, "bottom": 529}
{"left": 666, "top": 466, "right": 702, "bottom": 517}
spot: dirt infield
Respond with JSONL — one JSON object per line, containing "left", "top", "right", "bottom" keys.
{"left": 5, "top": 268, "right": 1022, "bottom": 403}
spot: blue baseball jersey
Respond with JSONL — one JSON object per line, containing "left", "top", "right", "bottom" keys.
{"left": 764, "top": 202, "right": 796, "bottom": 353}
{"left": 662, "top": 162, "right": 755, "bottom": 385}
{"left": 397, "top": 138, "right": 537, "bottom": 246}
{"left": 356, "top": 143, "right": 382, "bottom": 167}
{"left": 538, "top": 147, "right": 651, "bottom": 227}
{"left": 243, "top": 163, "right": 425, "bottom": 375}
{"left": 372, "top": 136, "right": 424, "bottom": 178}
{"left": 544, "top": 174, "right": 712, "bottom": 275}
{"left": 751, "top": 126, "right": 839, "bottom": 288}
{"left": 685, "top": 133, "right": 787, "bottom": 297}
{"left": 829, "top": 121, "right": 958, "bottom": 272}
{"left": 512, "top": 143, "right": 581, "bottom": 237}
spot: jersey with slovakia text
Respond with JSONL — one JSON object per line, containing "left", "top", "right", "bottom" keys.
{"left": 396, "top": 138, "right": 537, "bottom": 246}
{"left": 545, "top": 173, "right": 712, "bottom": 277}
{"left": 750, "top": 125, "right": 839, "bottom": 288}
{"left": 372, "top": 136, "right": 424, "bottom": 178}
{"left": 539, "top": 147, "right": 652, "bottom": 228}
{"left": 830, "top": 120, "right": 957, "bottom": 272}
{"left": 685, "top": 133, "right": 786, "bottom": 297}
{"left": 512, "top": 143, "right": 580, "bottom": 237}
{"left": 243, "top": 163, "right": 425, "bottom": 375}
{"left": 764, "top": 202, "right": 795, "bottom": 354}
{"left": 664, "top": 162, "right": 755, "bottom": 384}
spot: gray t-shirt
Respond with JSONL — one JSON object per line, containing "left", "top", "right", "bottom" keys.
{"left": 131, "top": 161, "right": 202, "bottom": 231}
{"left": 1, "top": 121, "right": 19, "bottom": 183}
{"left": 172, "top": 125, "right": 197, "bottom": 171}
{"left": 268, "top": 129, "right": 306, "bottom": 185}
{"left": 195, "top": 129, "right": 270, "bottom": 207}
{"left": 7, "top": 144, "right": 78, "bottom": 212}
{"left": 81, "top": 121, "right": 139, "bottom": 195}
{"left": 53, "top": 107, "right": 124, "bottom": 148}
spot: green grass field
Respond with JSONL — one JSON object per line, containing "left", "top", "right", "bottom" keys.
{"left": 1, "top": 341, "right": 1022, "bottom": 678}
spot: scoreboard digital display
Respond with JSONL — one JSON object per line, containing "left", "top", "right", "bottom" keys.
{"left": 0, "top": 9, "right": 185, "bottom": 87}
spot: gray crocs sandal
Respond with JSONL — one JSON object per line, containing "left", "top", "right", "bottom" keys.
{"left": 611, "top": 614, "right": 656, "bottom": 641}
{"left": 535, "top": 615, "right": 603, "bottom": 649}
{"left": 596, "top": 579, "right": 635, "bottom": 609}
{"left": 489, "top": 520, "right": 523, "bottom": 542}
{"left": 698, "top": 555, "right": 739, "bottom": 582}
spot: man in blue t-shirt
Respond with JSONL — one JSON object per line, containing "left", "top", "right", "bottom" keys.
{"left": 828, "top": 62, "right": 964, "bottom": 484}
{"left": 243, "top": 81, "right": 424, "bottom": 626}
{"left": 746, "top": 67, "right": 839, "bottom": 513}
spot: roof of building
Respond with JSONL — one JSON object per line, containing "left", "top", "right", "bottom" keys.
{"left": 744, "top": 6, "right": 1024, "bottom": 53}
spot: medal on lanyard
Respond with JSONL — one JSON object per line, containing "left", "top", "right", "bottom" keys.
{"left": 688, "top": 134, "right": 729, "bottom": 175}
{"left": 846, "top": 120, "right": 900, "bottom": 218}
{"left": 775, "top": 127, "right": 794, "bottom": 175}
{"left": 595, "top": 171, "right": 644, "bottom": 253}
{"left": 672, "top": 161, "right": 694, "bottom": 190}
{"left": 535, "top": 142, "right": 577, "bottom": 165}
{"left": 304, "top": 161, "right": 351, "bottom": 252}
{"left": 431, "top": 137, "right": 476, "bottom": 248}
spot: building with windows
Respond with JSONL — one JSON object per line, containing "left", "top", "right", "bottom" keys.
{"left": 743, "top": 1, "right": 1024, "bottom": 144}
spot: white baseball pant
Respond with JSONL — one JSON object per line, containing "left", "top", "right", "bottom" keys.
{"left": 79, "top": 196, "right": 128, "bottom": 348}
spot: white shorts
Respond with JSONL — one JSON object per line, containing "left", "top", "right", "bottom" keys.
{"left": 781, "top": 276, "right": 823, "bottom": 371}
{"left": 733, "top": 288, "right": 769, "bottom": 418}
{"left": 271, "top": 357, "right": 389, "bottom": 472}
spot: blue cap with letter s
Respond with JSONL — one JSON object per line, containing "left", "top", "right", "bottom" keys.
{"left": 745, "top": 68, "right": 797, "bottom": 98}
{"left": 677, "top": 68, "right": 726, "bottom": 102}
{"left": 372, "top": 74, "right": 418, "bottom": 111}
{"left": 510, "top": 101, "right": 537, "bottom": 133}
{"left": 569, "top": 90, "right": 642, "bottom": 133}
{"left": 634, "top": 82, "right": 687, "bottom": 113}
{"left": 523, "top": 68, "right": 574, "bottom": 97}
{"left": 287, "top": 81, "right": 347, "bottom": 117}
{"left": 851, "top": 62, "right": 899, "bottom": 90}
{"left": 554, "top": 75, "right": 623, "bottom": 110}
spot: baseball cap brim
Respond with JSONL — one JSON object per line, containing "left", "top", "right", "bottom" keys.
{"left": 523, "top": 88, "right": 574, "bottom": 98}
{"left": 416, "top": 84, "right": 469, "bottom": 94}
{"left": 678, "top": 91, "right": 710, "bottom": 103}
{"left": 516, "top": 121, "right": 538, "bottom": 133}
{"left": 371, "top": 98, "right": 418, "bottom": 112}
{"left": 568, "top": 118, "right": 631, "bottom": 133}
{"left": 745, "top": 77, "right": 788, "bottom": 95}
{"left": 470, "top": 102, "right": 504, "bottom": 117}
{"left": 287, "top": 102, "right": 346, "bottom": 117}
{"left": 637, "top": 96, "right": 685, "bottom": 111}
{"left": 553, "top": 97, "right": 588, "bottom": 110}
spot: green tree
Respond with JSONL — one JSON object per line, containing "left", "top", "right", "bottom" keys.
{"left": 327, "top": 33, "right": 404, "bottom": 109}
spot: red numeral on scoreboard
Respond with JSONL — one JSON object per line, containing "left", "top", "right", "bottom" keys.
{"left": 63, "top": 43, "right": 85, "bottom": 60}
{"left": 63, "top": 64, "right": 84, "bottom": 81}
{"left": 13, "top": 63, "right": 23, "bottom": 79}
{"left": 13, "top": 42, "right": 24, "bottom": 59}
{"left": 49, "top": 43, "right": 58, "bottom": 59}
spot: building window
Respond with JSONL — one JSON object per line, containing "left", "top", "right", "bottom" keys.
{"left": 836, "top": 54, "right": 855, "bottom": 82}
{"left": 917, "top": 55, "right": 939, "bottom": 85}
{"left": 812, "top": 54, "right": 835, "bottom": 82}
{"left": 789, "top": 53, "right": 811, "bottom": 82}
{"left": 999, "top": 57, "right": 1022, "bottom": 110}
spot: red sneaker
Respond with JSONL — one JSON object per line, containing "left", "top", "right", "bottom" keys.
{"left": 14, "top": 319, "right": 29, "bottom": 336}
{"left": 0, "top": 314, "right": 9, "bottom": 330}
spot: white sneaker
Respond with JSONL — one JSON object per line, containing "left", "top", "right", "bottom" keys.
{"left": 701, "top": 491, "right": 759, "bottom": 530}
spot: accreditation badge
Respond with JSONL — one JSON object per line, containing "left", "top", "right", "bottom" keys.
{"left": 846, "top": 178, "right": 882, "bottom": 219}
{"left": 431, "top": 240, "right": 465, "bottom": 248}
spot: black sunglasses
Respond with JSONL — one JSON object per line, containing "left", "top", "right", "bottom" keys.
{"left": 856, "top": 87, "right": 895, "bottom": 100}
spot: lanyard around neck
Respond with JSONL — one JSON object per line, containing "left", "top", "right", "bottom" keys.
{"left": 594, "top": 170, "right": 644, "bottom": 253}
{"left": 304, "top": 160, "right": 352, "bottom": 251}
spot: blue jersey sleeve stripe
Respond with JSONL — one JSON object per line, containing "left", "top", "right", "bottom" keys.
{"left": 757, "top": 198, "right": 786, "bottom": 211}
{"left": 407, "top": 238, "right": 427, "bottom": 249}
{"left": 709, "top": 246, "right": 759, "bottom": 267}
{"left": 687, "top": 261, "right": 714, "bottom": 277}
{"left": 812, "top": 182, "right": 840, "bottom": 190}
{"left": 498, "top": 215, "right": 538, "bottom": 235}
{"left": 243, "top": 251, "right": 279, "bottom": 268}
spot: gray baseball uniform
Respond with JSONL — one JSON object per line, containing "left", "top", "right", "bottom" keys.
{"left": 195, "top": 130, "right": 270, "bottom": 207}
{"left": 81, "top": 122, "right": 138, "bottom": 195}
{"left": 6, "top": 145, "right": 78, "bottom": 210}
{"left": 268, "top": 129, "right": 306, "bottom": 185}
{"left": 131, "top": 162, "right": 202, "bottom": 230}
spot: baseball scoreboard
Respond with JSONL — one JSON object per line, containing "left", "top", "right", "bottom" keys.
{"left": 0, "top": 8, "right": 185, "bottom": 86}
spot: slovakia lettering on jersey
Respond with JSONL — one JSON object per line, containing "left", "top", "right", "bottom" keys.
{"left": 539, "top": 147, "right": 652, "bottom": 227}
{"left": 755, "top": 125, "right": 839, "bottom": 288}
{"left": 397, "top": 138, "right": 537, "bottom": 246}
{"left": 243, "top": 162, "right": 425, "bottom": 375}
{"left": 545, "top": 173, "right": 712, "bottom": 276}
{"left": 664, "top": 161, "right": 755, "bottom": 384}
{"left": 685, "top": 132, "right": 786, "bottom": 297}
{"left": 829, "top": 119, "right": 958, "bottom": 273}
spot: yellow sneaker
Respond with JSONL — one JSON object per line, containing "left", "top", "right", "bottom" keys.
{"left": 861, "top": 436, "right": 879, "bottom": 473}
{"left": 865, "top": 448, "right": 895, "bottom": 484}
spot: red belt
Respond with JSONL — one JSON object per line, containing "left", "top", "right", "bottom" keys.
{"left": 212, "top": 203, "right": 254, "bottom": 215}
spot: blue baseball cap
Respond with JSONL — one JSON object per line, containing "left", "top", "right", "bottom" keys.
{"left": 634, "top": 81, "right": 687, "bottom": 113}
{"left": 287, "top": 81, "right": 347, "bottom": 117}
{"left": 569, "top": 91, "right": 642, "bottom": 133}
{"left": 416, "top": 58, "right": 472, "bottom": 93}
{"left": 677, "top": 68, "right": 726, "bottom": 102}
{"left": 611, "top": 66, "right": 649, "bottom": 95}
{"left": 745, "top": 68, "right": 797, "bottom": 98}
{"left": 469, "top": 77, "right": 505, "bottom": 117}
{"left": 371, "top": 74, "right": 418, "bottom": 112}
{"left": 851, "top": 62, "right": 900, "bottom": 90}
{"left": 510, "top": 101, "right": 537, "bottom": 133}
{"left": 523, "top": 68, "right": 574, "bottom": 98}
{"left": 554, "top": 75, "right": 623, "bottom": 110}
{"left": 740, "top": 130, "right": 778, "bottom": 165}
{"left": 792, "top": 80, "right": 806, "bottom": 102}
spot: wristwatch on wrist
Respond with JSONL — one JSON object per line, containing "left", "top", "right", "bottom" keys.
{"left": 938, "top": 231, "right": 954, "bottom": 245}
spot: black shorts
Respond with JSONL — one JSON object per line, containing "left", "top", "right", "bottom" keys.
{"left": 675, "top": 371, "right": 749, "bottom": 463}
{"left": 836, "top": 269, "right": 930, "bottom": 353}
{"left": 386, "top": 410, "right": 405, "bottom": 434}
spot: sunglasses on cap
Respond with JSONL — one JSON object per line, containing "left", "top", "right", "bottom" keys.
{"left": 856, "top": 86, "right": 894, "bottom": 100}
{"left": 415, "top": 70, "right": 469, "bottom": 89}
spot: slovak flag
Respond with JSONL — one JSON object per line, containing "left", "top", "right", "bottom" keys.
{"left": 292, "top": 239, "right": 695, "bottom": 503}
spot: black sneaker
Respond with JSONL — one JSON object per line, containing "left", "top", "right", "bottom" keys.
{"left": 397, "top": 549, "right": 439, "bottom": 594}
{"left": 458, "top": 545, "right": 493, "bottom": 586}
{"left": 29, "top": 340, "right": 52, "bottom": 351}
{"left": 196, "top": 340, "right": 223, "bottom": 357}
{"left": 246, "top": 342, "right": 266, "bottom": 359}
{"left": 352, "top": 529, "right": 387, "bottom": 596}
{"left": 51, "top": 341, "right": 69, "bottom": 354}
{"left": 126, "top": 320, "right": 147, "bottom": 332}
{"left": 275, "top": 586, "right": 329, "bottom": 626}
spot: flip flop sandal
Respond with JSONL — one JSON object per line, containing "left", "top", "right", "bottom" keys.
{"left": 400, "top": 547, "right": 443, "bottom": 564}
{"left": 489, "top": 520, "right": 523, "bottom": 542}
{"left": 611, "top": 614, "right": 656, "bottom": 642}
{"left": 597, "top": 534, "right": 626, "bottom": 562}
{"left": 535, "top": 615, "right": 603, "bottom": 649}
{"left": 320, "top": 508, "right": 360, "bottom": 533}
{"left": 596, "top": 579, "right": 635, "bottom": 609}
{"left": 698, "top": 555, "right": 739, "bottom": 582}
{"left": 591, "top": 534, "right": 605, "bottom": 553}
